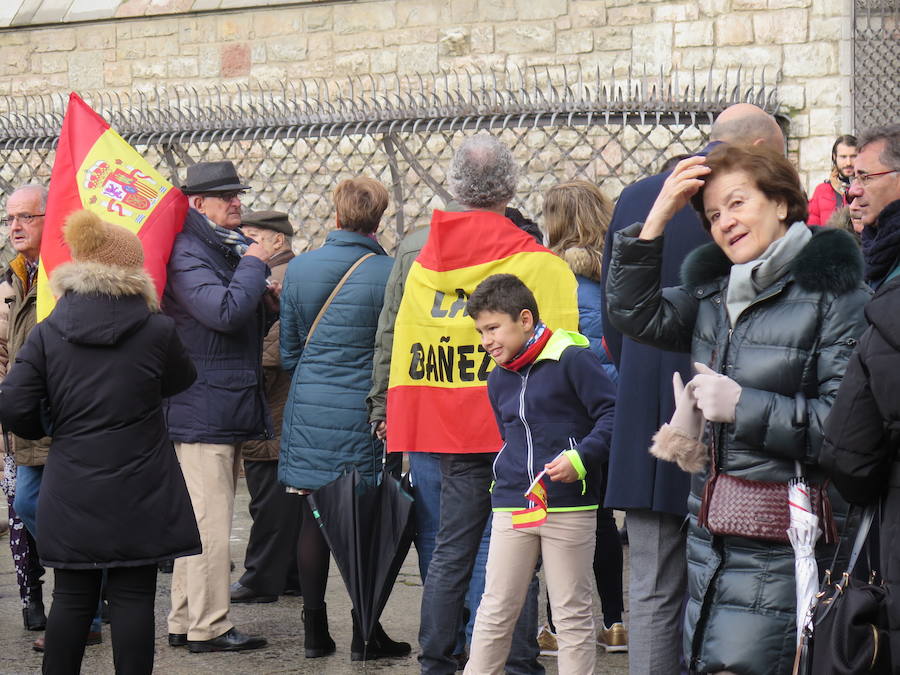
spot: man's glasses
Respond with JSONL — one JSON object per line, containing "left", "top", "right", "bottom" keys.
{"left": 200, "top": 191, "right": 243, "bottom": 202}
{"left": 3, "top": 213, "right": 44, "bottom": 226}
{"left": 850, "top": 169, "right": 899, "bottom": 187}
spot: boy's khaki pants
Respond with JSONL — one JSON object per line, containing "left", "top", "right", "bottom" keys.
{"left": 465, "top": 510, "right": 597, "bottom": 675}
{"left": 167, "top": 442, "right": 241, "bottom": 641}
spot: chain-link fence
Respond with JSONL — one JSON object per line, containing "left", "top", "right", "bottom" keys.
{"left": 853, "top": 0, "right": 900, "bottom": 131}
{"left": 0, "top": 66, "right": 779, "bottom": 259}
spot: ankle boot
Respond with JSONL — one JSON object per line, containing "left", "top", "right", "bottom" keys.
{"left": 22, "top": 584, "right": 46, "bottom": 631}
{"left": 351, "top": 610, "right": 411, "bottom": 661}
{"left": 302, "top": 604, "right": 335, "bottom": 658}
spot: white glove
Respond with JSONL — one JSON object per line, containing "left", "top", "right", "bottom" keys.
{"left": 691, "top": 362, "right": 742, "bottom": 423}
{"left": 649, "top": 372, "right": 708, "bottom": 474}
{"left": 669, "top": 372, "right": 703, "bottom": 440}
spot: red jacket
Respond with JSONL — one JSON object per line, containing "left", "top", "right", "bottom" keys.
{"left": 808, "top": 181, "right": 846, "bottom": 226}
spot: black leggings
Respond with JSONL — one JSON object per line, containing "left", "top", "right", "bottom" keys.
{"left": 43, "top": 565, "right": 157, "bottom": 675}
{"left": 297, "top": 496, "right": 331, "bottom": 610}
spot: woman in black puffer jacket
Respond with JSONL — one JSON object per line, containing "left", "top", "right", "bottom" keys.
{"left": 0, "top": 210, "right": 199, "bottom": 675}
{"left": 606, "top": 144, "right": 871, "bottom": 674}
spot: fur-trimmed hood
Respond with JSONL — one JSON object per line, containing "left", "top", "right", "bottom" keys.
{"left": 680, "top": 226, "right": 864, "bottom": 295}
{"left": 561, "top": 247, "right": 602, "bottom": 280}
{"left": 47, "top": 261, "right": 158, "bottom": 346}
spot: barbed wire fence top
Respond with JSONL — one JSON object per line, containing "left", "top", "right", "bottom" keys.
{"left": 0, "top": 65, "right": 779, "bottom": 258}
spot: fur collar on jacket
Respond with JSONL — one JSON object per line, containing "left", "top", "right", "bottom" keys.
{"left": 50, "top": 261, "right": 159, "bottom": 311}
{"left": 680, "top": 226, "right": 864, "bottom": 295}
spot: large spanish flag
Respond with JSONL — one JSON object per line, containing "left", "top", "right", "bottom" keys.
{"left": 386, "top": 209, "right": 579, "bottom": 454}
{"left": 37, "top": 93, "right": 187, "bottom": 320}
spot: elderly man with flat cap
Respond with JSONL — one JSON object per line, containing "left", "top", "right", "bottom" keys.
{"left": 230, "top": 210, "right": 302, "bottom": 605}
{"left": 163, "top": 161, "right": 273, "bottom": 653}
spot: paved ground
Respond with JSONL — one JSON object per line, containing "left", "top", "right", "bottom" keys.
{"left": 0, "top": 478, "right": 629, "bottom": 674}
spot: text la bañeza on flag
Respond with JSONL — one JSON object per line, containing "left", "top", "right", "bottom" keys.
{"left": 386, "top": 209, "right": 579, "bottom": 458}
{"left": 37, "top": 92, "right": 187, "bottom": 321}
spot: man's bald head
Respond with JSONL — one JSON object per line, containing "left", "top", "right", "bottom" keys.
{"left": 710, "top": 103, "right": 785, "bottom": 154}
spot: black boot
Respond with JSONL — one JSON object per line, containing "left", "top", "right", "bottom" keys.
{"left": 22, "top": 585, "right": 46, "bottom": 631}
{"left": 351, "top": 610, "right": 411, "bottom": 661}
{"left": 302, "top": 604, "right": 335, "bottom": 658}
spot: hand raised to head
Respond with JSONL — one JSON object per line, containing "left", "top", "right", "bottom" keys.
{"left": 640, "top": 156, "right": 711, "bottom": 240}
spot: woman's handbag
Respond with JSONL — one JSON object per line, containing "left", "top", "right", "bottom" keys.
{"left": 698, "top": 437, "right": 837, "bottom": 544}
{"left": 794, "top": 505, "right": 890, "bottom": 675}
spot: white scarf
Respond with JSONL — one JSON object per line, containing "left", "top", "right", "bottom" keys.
{"left": 725, "top": 222, "right": 811, "bottom": 327}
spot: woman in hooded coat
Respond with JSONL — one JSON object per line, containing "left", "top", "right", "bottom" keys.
{"left": 0, "top": 210, "right": 200, "bottom": 675}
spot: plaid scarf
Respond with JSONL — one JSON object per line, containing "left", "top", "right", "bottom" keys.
{"left": 208, "top": 219, "right": 250, "bottom": 257}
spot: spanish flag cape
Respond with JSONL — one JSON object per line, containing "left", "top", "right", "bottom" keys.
{"left": 386, "top": 209, "right": 579, "bottom": 454}
{"left": 37, "top": 93, "right": 187, "bottom": 320}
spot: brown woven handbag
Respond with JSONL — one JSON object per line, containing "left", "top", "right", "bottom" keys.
{"left": 697, "top": 437, "right": 837, "bottom": 544}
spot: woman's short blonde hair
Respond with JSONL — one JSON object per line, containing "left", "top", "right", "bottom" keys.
{"left": 333, "top": 177, "right": 389, "bottom": 234}
{"left": 542, "top": 180, "right": 613, "bottom": 278}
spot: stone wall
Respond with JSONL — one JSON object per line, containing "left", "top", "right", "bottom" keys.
{"left": 1, "top": 0, "right": 854, "bottom": 193}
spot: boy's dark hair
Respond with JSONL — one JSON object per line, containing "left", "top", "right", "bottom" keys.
{"left": 468, "top": 274, "right": 540, "bottom": 323}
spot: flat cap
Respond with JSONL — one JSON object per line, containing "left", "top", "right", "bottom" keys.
{"left": 241, "top": 210, "right": 294, "bottom": 236}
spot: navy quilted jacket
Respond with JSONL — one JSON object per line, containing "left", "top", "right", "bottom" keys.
{"left": 162, "top": 209, "right": 272, "bottom": 443}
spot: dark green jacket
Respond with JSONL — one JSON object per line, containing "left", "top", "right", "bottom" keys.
{"left": 607, "top": 223, "right": 870, "bottom": 675}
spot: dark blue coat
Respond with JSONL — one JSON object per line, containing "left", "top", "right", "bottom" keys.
{"left": 575, "top": 275, "right": 617, "bottom": 384}
{"left": 278, "top": 230, "right": 393, "bottom": 491}
{"left": 488, "top": 330, "right": 616, "bottom": 510}
{"left": 599, "top": 160, "right": 711, "bottom": 516}
{"left": 162, "top": 209, "right": 272, "bottom": 444}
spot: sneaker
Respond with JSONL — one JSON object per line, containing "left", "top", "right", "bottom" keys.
{"left": 597, "top": 622, "right": 628, "bottom": 653}
{"left": 536, "top": 624, "right": 558, "bottom": 656}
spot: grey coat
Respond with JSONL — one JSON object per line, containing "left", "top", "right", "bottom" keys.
{"left": 607, "top": 223, "right": 870, "bottom": 674}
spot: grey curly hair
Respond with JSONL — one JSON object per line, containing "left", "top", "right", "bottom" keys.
{"left": 448, "top": 134, "right": 518, "bottom": 208}
{"left": 857, "top": 123, "right": 900, "bottom": 169}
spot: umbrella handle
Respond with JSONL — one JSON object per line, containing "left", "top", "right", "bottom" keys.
{"left": 370, "top": 421, "right": 385, "bottom": 486}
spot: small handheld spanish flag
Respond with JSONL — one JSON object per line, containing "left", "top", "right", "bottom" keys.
{"left": 511, "top": 471, "right": 550, "bottom": 529}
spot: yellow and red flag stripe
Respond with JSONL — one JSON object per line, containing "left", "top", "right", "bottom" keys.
{"left": 386, "top": 209, "right": 579, "bottom": 454}
{"left": 38, "top": 92, "right": 187, "bottom": 320}
{"left": 512, "top": 477, "right": 549, "bottom": 529}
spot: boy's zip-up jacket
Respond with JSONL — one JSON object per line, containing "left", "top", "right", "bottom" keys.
{"left": 487, "top": 329, "right": 616, "bottom": 511}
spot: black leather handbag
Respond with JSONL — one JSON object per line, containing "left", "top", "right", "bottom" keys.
{"left": 794, "top": 506, "right": 890, "bottom": 675}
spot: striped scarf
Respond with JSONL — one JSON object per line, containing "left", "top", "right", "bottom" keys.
{"left": 25, "top": 260, "right": 38, "bottom": 291}
{"left": 208, "top": 219, "right": 250, "bottom": 257}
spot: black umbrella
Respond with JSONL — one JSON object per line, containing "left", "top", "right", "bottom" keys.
{"left": 307, "top": 467, "right": 415, "bottom": 647}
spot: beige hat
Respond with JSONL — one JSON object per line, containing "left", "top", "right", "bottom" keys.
{"left": 64, "top": 209, "right": 144, "bottom": 268}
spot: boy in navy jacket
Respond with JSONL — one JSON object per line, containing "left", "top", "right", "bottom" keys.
{"left": 464, "top": 273, "right": 616, "bottom": 675}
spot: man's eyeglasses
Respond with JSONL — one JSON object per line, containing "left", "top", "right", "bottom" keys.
{"left": 3, "top": 213, "right": 44, "bottom": 226}
{"left": 199, "top": 191, "right": 243, "bottom": 202}
{"left": 850, "top": 169, "right": 900, "bottom": 187}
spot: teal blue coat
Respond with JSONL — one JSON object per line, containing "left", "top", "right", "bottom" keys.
{"left": 278, "top": 230, "right": 393, "bottom": 491}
